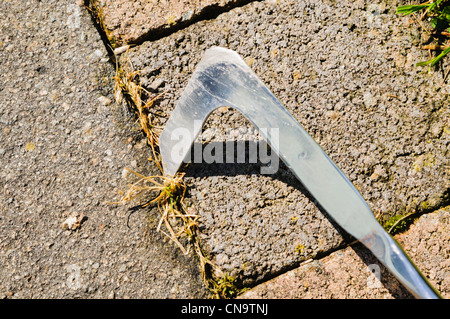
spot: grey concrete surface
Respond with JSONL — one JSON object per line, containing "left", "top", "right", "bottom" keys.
{"left": 0, "top": 0, "right": 207, "bottom": 298}
{"left": 122, "top": 0, "right": 449, "bottom": 287}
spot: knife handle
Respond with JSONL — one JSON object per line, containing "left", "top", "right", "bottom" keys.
{"left": 361, "top": 226, "right": 442, "bottom": 299}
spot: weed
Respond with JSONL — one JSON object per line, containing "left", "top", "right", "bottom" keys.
{"left": 210, "top": 274, "right": 245, "bottom": 299}
{"left": 397, "top": 0, "right": 450, "bottom": 70}
{"left": 113, "top": 56, "right": 164, "bottom": 170}
{"left": 113, "top": 165, "right": 241, "bottom": 298}
{"left": 109, "top": 48, "right": 242, "bottom": 299}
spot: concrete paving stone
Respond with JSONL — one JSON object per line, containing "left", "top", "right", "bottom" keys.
{"left": 239, "top": 206, "right": 450, "bottom": 299}
{"left": 122, "top": 0, "right": 450, "bottom": 287}
{"left": 0, "top": 0, "right": 207, "bottom": 298}
{"left": 91, "top": 0, "right": 256, "bottom": 46}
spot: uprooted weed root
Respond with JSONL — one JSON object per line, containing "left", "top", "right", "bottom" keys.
{"left": 113, "top": 168, "right": 240, "bottom": 298}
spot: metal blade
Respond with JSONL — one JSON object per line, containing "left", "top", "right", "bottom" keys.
{"left": 159, "top": 47, "right": 441, "bottom": 299}
{"left": 160, "top": 47, "right": 375, "bottom": 240}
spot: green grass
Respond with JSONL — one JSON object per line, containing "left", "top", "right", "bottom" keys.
{"left": 397, "top": 0, "right": 450, "bottom": 69}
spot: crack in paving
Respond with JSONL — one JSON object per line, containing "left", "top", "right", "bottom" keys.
{"left": 88, "top": 0, "right": 263, "bottom": 47}
{"left": 0, "top": 0, "right": 208, "bottom": 299}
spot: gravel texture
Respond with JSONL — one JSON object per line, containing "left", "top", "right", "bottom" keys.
{"left": 0, "top": 0, "right": 207, "bottom": 298}
{"left": 240, "top": 206, "right": 450, "bottom": 299}
{"left": 122, "top": 0, "right": 449, "bottom": 286}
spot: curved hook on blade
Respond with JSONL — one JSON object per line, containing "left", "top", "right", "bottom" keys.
{"left": 159, "top": 47, "right": 372, "bottom": 240}
{"left": 159, "top": 47, "right": 285, "bottom": 177}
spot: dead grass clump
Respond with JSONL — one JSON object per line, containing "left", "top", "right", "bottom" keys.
{"left": 110, "top": 50, "right": 242, "bottom": 298}
{"left": 114, "top": 168, "right": 195, "bottom": 253}
{"left": 113, "top": 51, "right": 164, "bottom": 171}
{"left": 114, "top": 168, "right": 240, "bottom": 298}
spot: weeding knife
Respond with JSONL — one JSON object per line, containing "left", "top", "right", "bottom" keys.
{"left": 159, "top": 47, "right": 442, "bottom": 299}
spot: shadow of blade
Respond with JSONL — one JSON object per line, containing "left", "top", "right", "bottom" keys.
{"left": 183, "top": 140, "right": 353, "bottom": 246}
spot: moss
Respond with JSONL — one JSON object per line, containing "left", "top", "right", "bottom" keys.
{"left": 166, "top": 15, "right": 178, "bottom": 26}
{"left": 88, "top": 0, "right": 120, "bottom": 48}
{"left": 295, "top": 244, "right": 305, "bottom": 254}
{"left": 382, "top": 212, "right": 417, "bottom": 234}
{"left": 443, "top": 126, "right": 450, "bottom": 136}
{"left": 420, "top": 201, "right": 430, "bottom": 211}
{"left": 411, "top": 153, "right": 435, "bottom": 172}
{"left": 103, "top": 27, "right": 119, "bottom": 49}
{"left": 212, "top": 274, "right": 242, "bottom": 299}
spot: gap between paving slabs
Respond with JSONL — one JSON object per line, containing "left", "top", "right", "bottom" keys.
{"left": 88, "top": 0, "right": 262, "bottom": 47}
{"left": 240, "top": 205, "right": 450, "bottom": 299}
{"left": 85, "top": 0, "right": 450, "bottom": 300}
{"left": 85, "top": 0, "right": 259, "bottom": 298}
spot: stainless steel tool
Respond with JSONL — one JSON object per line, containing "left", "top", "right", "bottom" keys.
{"left": 159, "top": 47, "right": 442, "bottom": 299}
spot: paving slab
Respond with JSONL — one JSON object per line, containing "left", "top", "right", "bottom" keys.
{"left": 239, "top": 206, "right": 450, "bottom": 299}
{"left": 121, "top": 0, "right": 450, "bottom": 287}
{"left": 0, "top": 0, "right": 206, "bottom": 298}
{"left": 91, "top": 0, "right": 256, "bottom": 46}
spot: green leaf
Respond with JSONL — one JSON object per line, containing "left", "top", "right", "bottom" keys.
{"left": 430, "top": 16, "right": 448, "bottom": 29}
{"left": 416, "top": 46, "right": 450, "bottom": 68}
{"left": 396, "top": 4, "right": 430, "bottom": 15}
{"left": 431, "top": 17, "right": 438, "bottom": 29}
{"left": 428, "top": 0, "right": 445, "bottom": 12}
{"left": 441, "top": 6, "right": 450, "bottom": 20}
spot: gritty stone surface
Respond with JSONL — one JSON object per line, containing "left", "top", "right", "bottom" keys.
{"left": 0, "top": 0, "right": 207, "bottom": 298}
{"left": 240, "top": 207, "right": 450, "bottom": 299}
{"left": 123, "top": 0, "right": 450, "bottom": 286}
{"left": 92, "top": 0, "right": 255, "bottom": 46}
{"left": 395, "top": 206, "right": 450, "bottom": 297}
